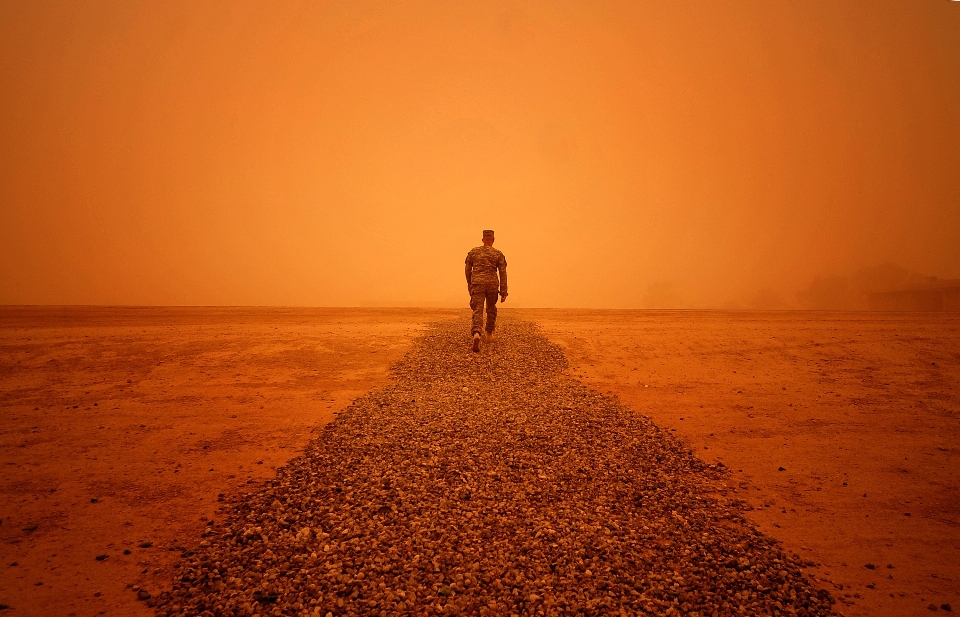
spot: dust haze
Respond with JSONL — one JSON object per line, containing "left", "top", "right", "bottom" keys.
{"left": 1, "top": 1, "right": 958, "bottom": 308}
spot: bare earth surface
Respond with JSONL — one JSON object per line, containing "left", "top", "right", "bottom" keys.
{"left": 0, "top": 307, "right": 455, "bottom": 617}
{"left": 0, "top": 307, "right": 957, "bottom": 616}
{"left": 525, "top": 309, "right": 960, "bottom": 617}
{"left": 155, "top": 317, "right": 833, "bottom": 617}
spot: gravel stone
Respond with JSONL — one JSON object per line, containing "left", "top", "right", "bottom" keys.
{"left": 154, "top": 317, "right": 835, "bottom": 616}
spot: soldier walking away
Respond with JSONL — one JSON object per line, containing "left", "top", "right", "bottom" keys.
{"left": 465, "top": 229, "right": 508, "bottom": 352}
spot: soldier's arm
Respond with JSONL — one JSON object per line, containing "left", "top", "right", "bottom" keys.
{"left": 498, "top": 254, "right": 508, "bottom": 297}
{"left": 465, "top": 254, "right": 473, "bottom": 288}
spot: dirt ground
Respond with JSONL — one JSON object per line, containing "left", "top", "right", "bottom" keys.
{"left": 0, "top": 307, "right": 456, "bottom": 617}
{"left": 1, "top": 308, "right": 958, "bottom": 617}
{"left": 525, "top": 309, "right": 960, "bottom": 617}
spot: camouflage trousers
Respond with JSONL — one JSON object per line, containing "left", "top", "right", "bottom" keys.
{"left": 469, "top": 286, "right": 499, "bottom": 335}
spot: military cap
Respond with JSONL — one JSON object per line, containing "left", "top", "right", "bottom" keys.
{"left": 482, "top": 229, "right": 495, "bottom": 238}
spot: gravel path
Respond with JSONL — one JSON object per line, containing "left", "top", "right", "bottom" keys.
{"left": 154, "top": 317, "right": 834, "bottom": 617}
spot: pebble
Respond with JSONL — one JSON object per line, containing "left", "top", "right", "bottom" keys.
{"left": 153, "top": 318, "right": 835, "bottom": 616}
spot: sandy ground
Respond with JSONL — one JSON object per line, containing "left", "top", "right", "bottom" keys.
{"left": 525, "top": 309, "right": 960, "bottom": 617}
{"left": 0, "top": 307, "right": 455, "bottom": 617}
{"left": 1, "top": 307, "right": 957, "bottom": 616}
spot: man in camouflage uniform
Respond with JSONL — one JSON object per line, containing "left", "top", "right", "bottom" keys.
{"left": 465, "top": 229, "right": 508, "bottom": 352}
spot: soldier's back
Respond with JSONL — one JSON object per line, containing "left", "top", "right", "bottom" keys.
{"left": 467, "top": 245, "right": 504, "bottom": 282}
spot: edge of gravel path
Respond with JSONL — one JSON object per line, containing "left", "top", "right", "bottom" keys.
{"left": 152, "top": 317, "right": 836, "bottom": 617}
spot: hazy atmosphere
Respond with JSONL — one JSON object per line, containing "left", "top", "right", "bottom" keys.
{"left": 2, "top": 0, "right": 958, "bottom": 308}
{"left": 3, "top": 5, "right": 960, "bottom": 614}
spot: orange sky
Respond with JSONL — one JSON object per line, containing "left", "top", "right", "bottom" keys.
{"left": 1, "top": 1, "right": 958, "bottom": 308}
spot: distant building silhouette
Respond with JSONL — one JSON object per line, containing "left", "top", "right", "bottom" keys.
{"left": 866, "top": 278, "right": 960, "bottom": 311}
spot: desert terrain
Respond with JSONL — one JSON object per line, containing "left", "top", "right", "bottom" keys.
{"left": 0, "top": 307, "right": 957, "bottom": 616}
{"left": 528, "top": 309, "right": 960, "bottom": 616}
{"left": 0, "top": 307, "right": 456, "bottom": 616}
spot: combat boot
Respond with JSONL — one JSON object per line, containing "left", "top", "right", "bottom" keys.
{"left": 472, "top": 333, "right": 481, "bottom": 352}
{"left": 486, "top": 331, "right": 495, "bottom": 345}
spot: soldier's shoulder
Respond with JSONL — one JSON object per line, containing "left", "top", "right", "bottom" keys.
{"left": 468, "top": 245, "right": 505, "bottom": 260}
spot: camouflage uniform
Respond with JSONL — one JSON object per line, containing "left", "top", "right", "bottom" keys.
{"left": 465, "top": 244, "right": 508, "bottom": 335}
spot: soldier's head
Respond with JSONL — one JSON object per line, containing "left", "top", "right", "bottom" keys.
{"left": 482, "top": 229, "right": 495, "bottom": 246}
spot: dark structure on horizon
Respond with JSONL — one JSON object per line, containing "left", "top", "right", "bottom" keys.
{"left": 867, "top": 278, "right": 960, "bottom": 312}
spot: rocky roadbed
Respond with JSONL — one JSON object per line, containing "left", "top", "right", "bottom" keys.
{"left": 153, "top": 318, "right": 835, "bottom": 616}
